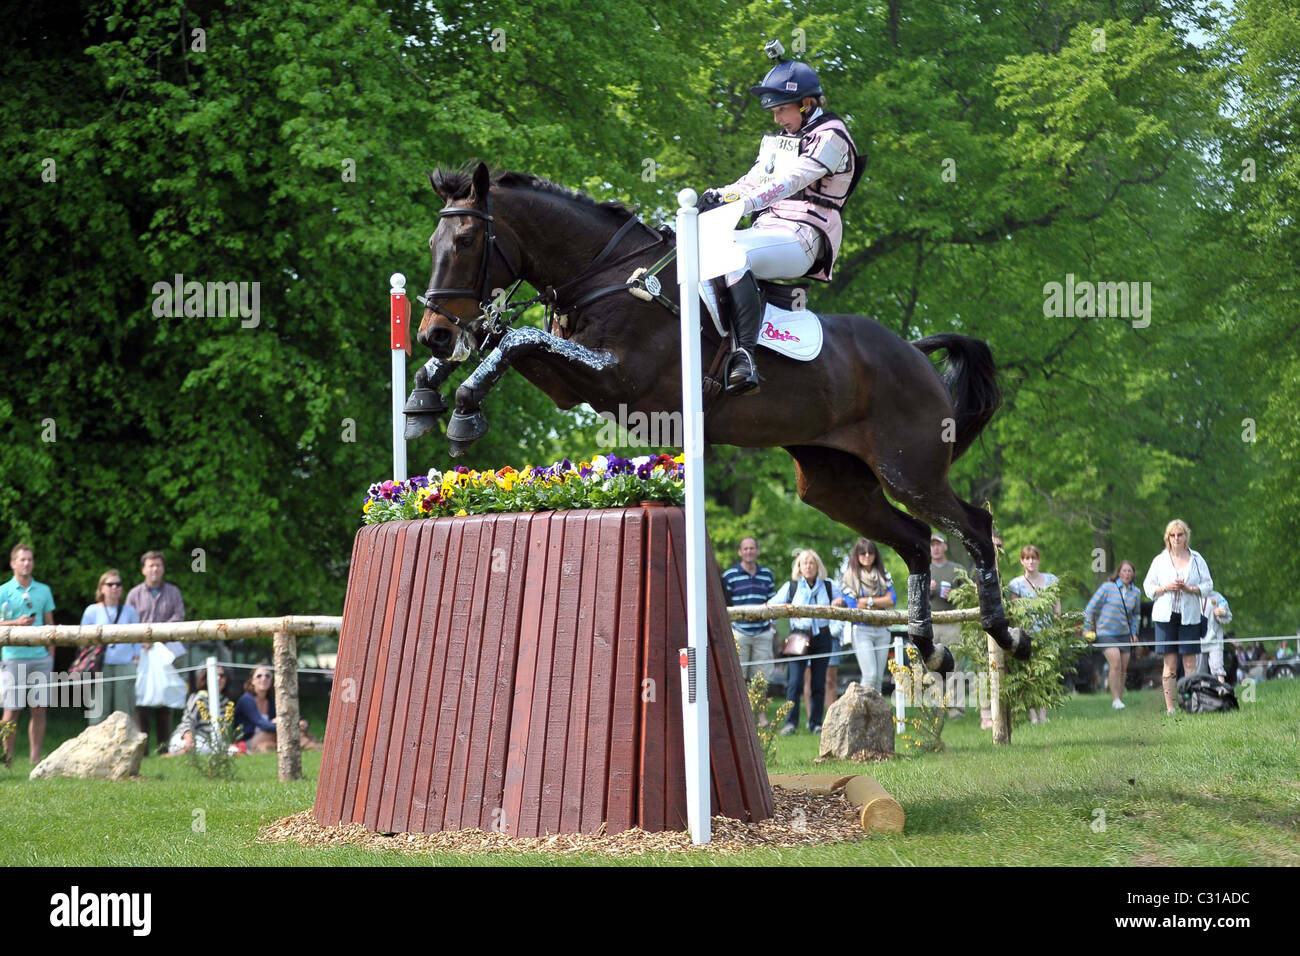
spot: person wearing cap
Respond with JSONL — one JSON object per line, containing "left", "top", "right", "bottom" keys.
{"left": 698, "top": 40, "right": 862, "bottom": 395}
{"left": 929, "top": 532, "right": 967, "bottom": 714}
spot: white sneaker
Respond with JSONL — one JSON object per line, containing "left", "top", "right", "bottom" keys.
{"left": 1112, "top": 699, "right": 1126, "bottom": 710}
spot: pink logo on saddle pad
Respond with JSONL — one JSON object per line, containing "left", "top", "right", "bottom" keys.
{"left": 761, "top": 321, "right": 800, "bottom": 343}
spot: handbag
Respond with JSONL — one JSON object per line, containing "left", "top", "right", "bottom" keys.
{"left": 69, "top": 603, "right": 121, "bottom": 675}
{"left": 782, "top": 631, "right": 811, "bottom": 657}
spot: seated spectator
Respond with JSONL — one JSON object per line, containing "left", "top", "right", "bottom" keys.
{"left": 234, "top": 664, "right": 317, "bottom": 753}
{"left": 165, "top": 666, "right": 233, "bottom": 756}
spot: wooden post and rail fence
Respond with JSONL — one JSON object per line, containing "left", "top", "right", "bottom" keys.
{"left": 0, "top": 604, "right": 996, "bottom": 783}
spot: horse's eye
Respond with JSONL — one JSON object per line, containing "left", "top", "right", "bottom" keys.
{"left": 455, "top": 234, "right": 474, "bottom": 249}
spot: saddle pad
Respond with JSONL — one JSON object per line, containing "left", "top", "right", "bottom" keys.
{"left": 757, "top": 303, "right": 823, "bottom": 361}
{"left": 698, "top": 283, "right": 823, "bottom": 362}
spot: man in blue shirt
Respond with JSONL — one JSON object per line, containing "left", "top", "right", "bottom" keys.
{"left": 721, "top": 538, "right": 777, "bottom": 722}
{"left": 1, "top": 542, "right": 57, "bottom": 765}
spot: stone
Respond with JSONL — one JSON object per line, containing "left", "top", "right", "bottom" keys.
{"left": 818, "top": 682, "right": 894, "bottom": 759}
{"left": 30, "top": 711, "right": 147, "bottom": 781}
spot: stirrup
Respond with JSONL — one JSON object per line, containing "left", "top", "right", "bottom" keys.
{"left": 725, "top": 348, "right": 760, "bottom": 395}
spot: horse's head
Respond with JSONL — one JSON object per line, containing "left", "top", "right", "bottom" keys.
{"left": 418, "top": 161, "right": 520, "bottom": 360}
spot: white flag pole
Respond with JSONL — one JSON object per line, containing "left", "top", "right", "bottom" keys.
{"left": 675, "top": 188, "right": 711, "bottom": 844}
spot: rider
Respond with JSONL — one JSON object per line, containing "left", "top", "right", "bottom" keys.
{"left": 699, "top": 40, "right": 862, "bottom": 395}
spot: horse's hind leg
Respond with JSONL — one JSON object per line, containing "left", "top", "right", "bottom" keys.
{"left": 884, "top": 477, "right": 1030, "bottom": 661}
{"left": 785, "top": 445, "right": 953, "bottom": 675}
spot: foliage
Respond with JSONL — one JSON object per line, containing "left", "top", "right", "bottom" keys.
{"left": 951, "top": 577, "right": 1093, "bottom": 721}
{"left": 185, "top": 693, "right": 239, "bottom": 781}
{"left": 1, "top": 0, "right": 1296, "bottom": 640}
{"left": 361, "top": 453, "right": 684, "bottom": 522}
{"left": 886, "top": 644, "right": 948, "bottom": 753}
{"left": 0, "top": 720, "right": 15, "bottom": 771}
{"left": 745, "top": 668, "right": 793, "bottom": 765}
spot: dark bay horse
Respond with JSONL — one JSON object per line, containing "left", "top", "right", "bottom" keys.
{"left": 407, "top": 161, "right": 1028, "bottom": 673}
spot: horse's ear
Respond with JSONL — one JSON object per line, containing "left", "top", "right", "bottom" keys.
{"left": 468, "top": 161, "right": 491, "bottom": 204}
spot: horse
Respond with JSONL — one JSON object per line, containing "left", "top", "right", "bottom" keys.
{"left": 405, "top": 161, "right": 1028, "bottom": 674}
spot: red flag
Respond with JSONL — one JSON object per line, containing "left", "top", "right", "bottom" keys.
{"left": 390, "top": 291, "right": 410, "bottom": 354}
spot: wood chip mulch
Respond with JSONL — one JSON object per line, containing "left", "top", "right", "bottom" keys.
{"left": 257, "top": 789, "right": 864, "bottom": 857}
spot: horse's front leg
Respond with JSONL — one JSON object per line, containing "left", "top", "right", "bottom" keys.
{"left": 403, "top": 356, "right": 456, "bottom": 440}
{"left": 446, "top": 327, "right": 617, "bottom": 456}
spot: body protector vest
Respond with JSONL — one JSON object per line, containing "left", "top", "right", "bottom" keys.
{"left": 721, "top": 110, "right": 863, "bottom": 281}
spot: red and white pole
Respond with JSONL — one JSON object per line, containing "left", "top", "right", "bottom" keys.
{"left": 390, "top": 273, "right": 410, "bottom": 482}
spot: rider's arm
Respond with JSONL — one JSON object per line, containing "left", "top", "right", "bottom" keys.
{"left": 734, "top": 130, "right": 851, "bottom": 215}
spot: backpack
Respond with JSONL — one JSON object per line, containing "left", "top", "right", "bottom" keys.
{"left": 1176, "top": 673, "right": 1238, "bottom": 714}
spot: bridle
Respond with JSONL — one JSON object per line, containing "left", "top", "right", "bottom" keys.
{"left": 419, "top": 193, "right": 523, "bottom": 337}
{"left": 419, "top": 189, "right": 671, "bottom": 349}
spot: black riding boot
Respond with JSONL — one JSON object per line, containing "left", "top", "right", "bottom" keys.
{"left": 725, "top": 272, "right": 762, "bottom": 395}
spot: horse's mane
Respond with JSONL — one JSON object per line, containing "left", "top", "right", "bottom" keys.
{"left": 429, "top": 165, "right": 636, "bottom": 220}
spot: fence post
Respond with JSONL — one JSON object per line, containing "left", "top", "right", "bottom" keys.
{"left": 989, "top": 638, "right": 1010, "bottom": 745}
{"left": 273, "top": 631, "right": 302, "bottom": 781}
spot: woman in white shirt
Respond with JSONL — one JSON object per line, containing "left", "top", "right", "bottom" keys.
{"left": 1143, "top": 519, "right": 1213, "bottom": 715}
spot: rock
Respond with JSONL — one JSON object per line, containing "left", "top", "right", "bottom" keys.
{"left": 818, "top": 683, "right": 894, "bottom": 759}
{"left": 30, "top": 711, "right": 147, "bottom": 781}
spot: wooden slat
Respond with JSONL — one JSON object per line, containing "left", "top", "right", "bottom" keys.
{"left": 605, "top": 508, "right": 644, "bottom": 833}
{"left": 558, "top": 511, "right": 602, "bottom": 833}
{"left": 314, "top": 528, "right": 370, "bottom": 825}
{"left": 638, "top": 506, "right": 668, "bottom": 832}
{"left": 477, "top": 514, "right": 530, "bottom": 830}
{"left": 503, "top": 513, "right": 552, "bottom": 836}
{"left": 425, "top": 516, "right": 481, "bottom": 832}
{"left": 661, "top": 507, "right": 688, "bottom": 831}
{"left": 345, "top": 522, "right": 401, "bottom": 823}
{"left": 373, "top": 521, "right": 426, "bottom": 830}
{"left": 538, "top": 512, "right": 585, "bottom": 836}
{"left": 410, "top": 517, "right": 464, "bottom": 833}
{"left": 390, "top": 519, "right": 451, "bottom": 833}
{"left": 580, "top": 511, "right": 623, "bottom": 833}
{"left": 517, "top": 512, "right": 566, "bottom": 837}
{"left": 444, "top": 516, "right": 495, "bottom": 830}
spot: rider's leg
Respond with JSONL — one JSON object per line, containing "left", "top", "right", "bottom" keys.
{"left": 723, "top": 222, "right": 819, "bottom": 395}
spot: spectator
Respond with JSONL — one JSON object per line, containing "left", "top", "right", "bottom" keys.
{"left": 1084, "top": 560, "right": 1141, "bottom": 710}
{"left": 1277, "top": 640, "right": 1293, "bottom": 660}
{"left": 234, "top": 664, "right": 317, "bottom": 753}
{"left": 721, "top": 537, "right": 777, "bottom": 725}
{"left": 126, "top": 550, "right": 186, "bottom": 753}
{"left": 769, "top": 549, "right": 843, "bottom": 736}
{"left": 1198, "top": 590, "right": 1232, "bottom": 683}
{"left": 80, "top": 569, "right": 141, "bottom": 726}
{"left": 929, "top": 532, "right": 967, "bottom": 716}
{"left": 165, "top": 665, "right": 233, "bottom": 756}
{"left": 1007, "top": 545, "right": 1061, "bottom": 724}
{"left": 1143, "top": 519, "right": 1213, "bottom": 716}
{"left": 0, "top": 542, "right": 56, "bottom": 766}
{"left": 838, "top": 538, "right": 896, "bottom": 693}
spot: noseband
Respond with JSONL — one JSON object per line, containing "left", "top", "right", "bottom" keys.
{"left": 420, "top": 195, "right": 521, "bottom": 333}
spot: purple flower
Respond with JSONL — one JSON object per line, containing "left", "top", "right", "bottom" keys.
{"left": 636, "top": 462, "right": 653, "bottom": 479}
{"left": 454, "top": 465, "right": 470, "bottom": 474}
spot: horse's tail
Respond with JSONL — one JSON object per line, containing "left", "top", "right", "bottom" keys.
{"left": 911, "top": 333, "right": 1002, "bottom": 462}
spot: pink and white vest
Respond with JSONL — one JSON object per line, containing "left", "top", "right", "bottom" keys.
{"left": 722, "top": 110, "right": 861, "bottom": 281}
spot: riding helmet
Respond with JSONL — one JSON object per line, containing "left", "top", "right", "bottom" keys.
{"left": 749, "top": 59, "right": 823, "bottom": 108}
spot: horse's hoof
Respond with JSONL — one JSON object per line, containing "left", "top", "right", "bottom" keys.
{"left": 926, "top": 643, "right": 954, "bottom": 675}
{"left": 446, "top": 409, "right": 489, "bottom": 444}
{"left": 404, "top": 413, "right": 440, "bottom": 441}
{"left": 1010, "top": 627, "right": 1032, "bottom": 661}
{"left": 403, "top": 387, "right": 447, "bottom": 417}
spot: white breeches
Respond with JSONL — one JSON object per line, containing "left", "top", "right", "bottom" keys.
{"left": 725, "top": 219, "right": 821, "bottom": 285}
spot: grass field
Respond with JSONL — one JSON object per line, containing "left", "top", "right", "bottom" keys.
{"left": 3, "top": 682, "right": 1296, "bottom": 866}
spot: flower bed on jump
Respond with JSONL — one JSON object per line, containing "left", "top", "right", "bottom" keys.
{"left": 314, "top": 454, "right": 772, "bottom": 838}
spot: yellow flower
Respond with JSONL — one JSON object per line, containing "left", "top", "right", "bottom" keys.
{"left": 363, "top": 500, "right": 374, "bottom": 514}
{"left": 456, "top": 509, "right": 468, "bottom": 517}
{"left": 673, "top": 454, "right": 684, "bottom": 464}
